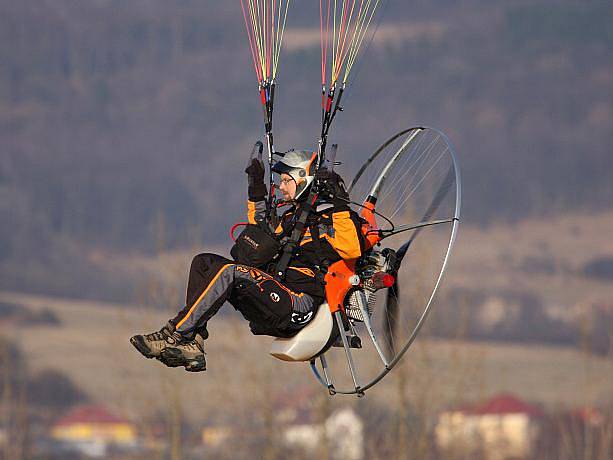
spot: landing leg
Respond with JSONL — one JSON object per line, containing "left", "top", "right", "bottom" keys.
{"left": 334, "top": 311, "right": 363, "bottom": 396}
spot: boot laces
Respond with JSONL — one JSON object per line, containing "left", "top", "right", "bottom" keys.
{"left": 144, "top": 330, "right": 165, "bottom": 341}
{"left": 182, "top": 340, "right": 203, "bottom": 352}
{"left": 143, "top": 326, "right": 202, "bottom": 351}
{"left": 144, "top": 327, "right": 174, "bottom": 344}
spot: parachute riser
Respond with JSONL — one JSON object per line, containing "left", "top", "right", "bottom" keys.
{"left": 318, "top": 83, "right": 345, "bottom": 168}
{"left": 258, "top": 80, "right": 277, "bottom": 220}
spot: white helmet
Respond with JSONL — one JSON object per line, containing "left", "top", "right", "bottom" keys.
{"left": 272, "top": 150, "right": 318, "bottom": 200}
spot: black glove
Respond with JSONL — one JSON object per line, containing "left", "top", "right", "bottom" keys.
{"left": 245, "top": 142, "right": 267, "bottom": 201}
{"left": 245, "top": 158, "right": 265, "bottom": 186}
{"left": 316, "top": 169, "right": 349, "bottom": 208}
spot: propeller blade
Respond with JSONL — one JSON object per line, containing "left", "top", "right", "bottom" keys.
{"left": 382, "top": 281, "right": 399, "bottom": 356}
{"left": 384, "top": 166, "right": 454, "bottom": 355}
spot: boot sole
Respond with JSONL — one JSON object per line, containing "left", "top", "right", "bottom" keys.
{"left": 160, "top": 348, "right": 206, "bottom": 372}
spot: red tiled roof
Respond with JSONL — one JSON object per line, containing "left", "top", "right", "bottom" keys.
{"left": 54, "top": 405, "right": 129, "bottom": 426}
{"left": 461, "top": 394, "right": 543, "bottom": 417}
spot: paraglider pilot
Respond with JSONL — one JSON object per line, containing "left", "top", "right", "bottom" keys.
{"left": 130, "top": 144, "right": 364, "bottom": 371}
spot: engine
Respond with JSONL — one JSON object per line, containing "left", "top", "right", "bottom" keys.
{"left": 345, "top": 248, "right": 397, "bottom": 322}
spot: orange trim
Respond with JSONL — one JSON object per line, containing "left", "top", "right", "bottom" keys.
{"left": 269, "top": 278, "right": 303, "bottom": 306}
{"left": 288, "top": 266, "right": 316, "bottom": 277}
{"left": 176, "top": 264, "right": 233, "bottom": 329}
{"left": 299, "top": 236, "right": 313, "bottom": 246}
{"left": 360, "top": 201, "right": 382, "bottom": 249}
{"left": 306, "top": 152, "right": 318, "bottom": 176}
{"left": 252, "top": 273, "right": 304, "bottom": 308}
{"left": 247, "top": 201, "right": 257, "bottom": 225}
{"left": 240, "top": 265, "right": 304, "bottom": 301}
{"left": 260, "top": 269, "right": 304, "bottom": 298}
{"left": 360, "top": 201, "right": 377, "bottom": 227}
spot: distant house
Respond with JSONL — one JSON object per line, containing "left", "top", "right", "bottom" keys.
{"left": 199, "top": 405, "right": 364, "bottom": 459}
{"left": 201, "top": 424, "right": 232, "bottom": 448}
{"left": 435, "top": 393, "right": 543, "bottom": 460}
{"left": 325, "top": 408, "right": 364, "bottom": 460}
{"left": 281, "top": 406, "right": 322, "bottom": 451}
{"left": 51, "top": 405, "right": 137, "bottom": 457}
{"left": 283, "top": 407, "right": 364, "bottom": 460}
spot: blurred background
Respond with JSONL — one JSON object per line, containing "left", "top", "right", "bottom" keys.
{"left": 0, "top": 0, "right": 611, "bottom": 458}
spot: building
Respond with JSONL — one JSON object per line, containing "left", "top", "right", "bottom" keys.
{"left": 435, "top": 393, "right": 543, "bottom": 460}
{"left": 201, "top": 424, "right": 232, "bottom": 448}
{"left": 283, "top": 407, "right": 364, "bottom": 460}
{"left": 199, "top": 405, "right": 364, "bottom": 459}
{"left": 51, "top": 405, "right": 137, "bottom": 457}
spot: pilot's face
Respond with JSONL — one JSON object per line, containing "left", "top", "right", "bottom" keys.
{"left": 278, "top": 173, "right": 297, "bottom": 201}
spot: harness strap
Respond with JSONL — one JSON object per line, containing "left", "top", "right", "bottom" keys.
{"left": 273, "top": 166, "right": 344, "bottom": 280}
{"left": 274, "top": 191, "right": 318, "bottom": 280}
{"left": 307, "top": 219, "right": 330, "bottom": 285}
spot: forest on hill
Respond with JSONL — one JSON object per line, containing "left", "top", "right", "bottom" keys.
{"left": 1, "top": 0, "right": 611, "bottom": 300}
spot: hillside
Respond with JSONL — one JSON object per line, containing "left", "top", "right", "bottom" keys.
{"left": 1, "top": 0, "right": 612, "bottom": 300}
{"left": 433, "top": 211, "right": 613, "bottom": 353}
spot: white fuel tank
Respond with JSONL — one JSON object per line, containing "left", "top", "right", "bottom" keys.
{"left": 270, "top": 303, "right": 333, "bottom": 362}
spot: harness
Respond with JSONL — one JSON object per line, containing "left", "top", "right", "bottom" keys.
{"left": 275, "top": 203, "right": 348, "bottom": 287}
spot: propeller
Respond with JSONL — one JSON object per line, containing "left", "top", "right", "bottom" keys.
{"left": 382, "top": 280, "right": 399, "bottom": 356}
{"left": 381, "top": 164, "right": 456, "bottom": 357}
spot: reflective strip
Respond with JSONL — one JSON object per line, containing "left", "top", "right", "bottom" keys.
{"left": 176, "top": 264, "right": 233, "bottom": 329}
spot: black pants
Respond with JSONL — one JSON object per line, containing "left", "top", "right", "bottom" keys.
{"left": 170, "top": 253, "right": 316, "bottom": 339}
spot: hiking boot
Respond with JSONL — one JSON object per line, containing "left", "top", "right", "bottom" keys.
{"left": 130, "top": 323, "right": 206, "bottom": 372}
{"left": 159, "top": 334, "right": 206, "bottom": 372}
